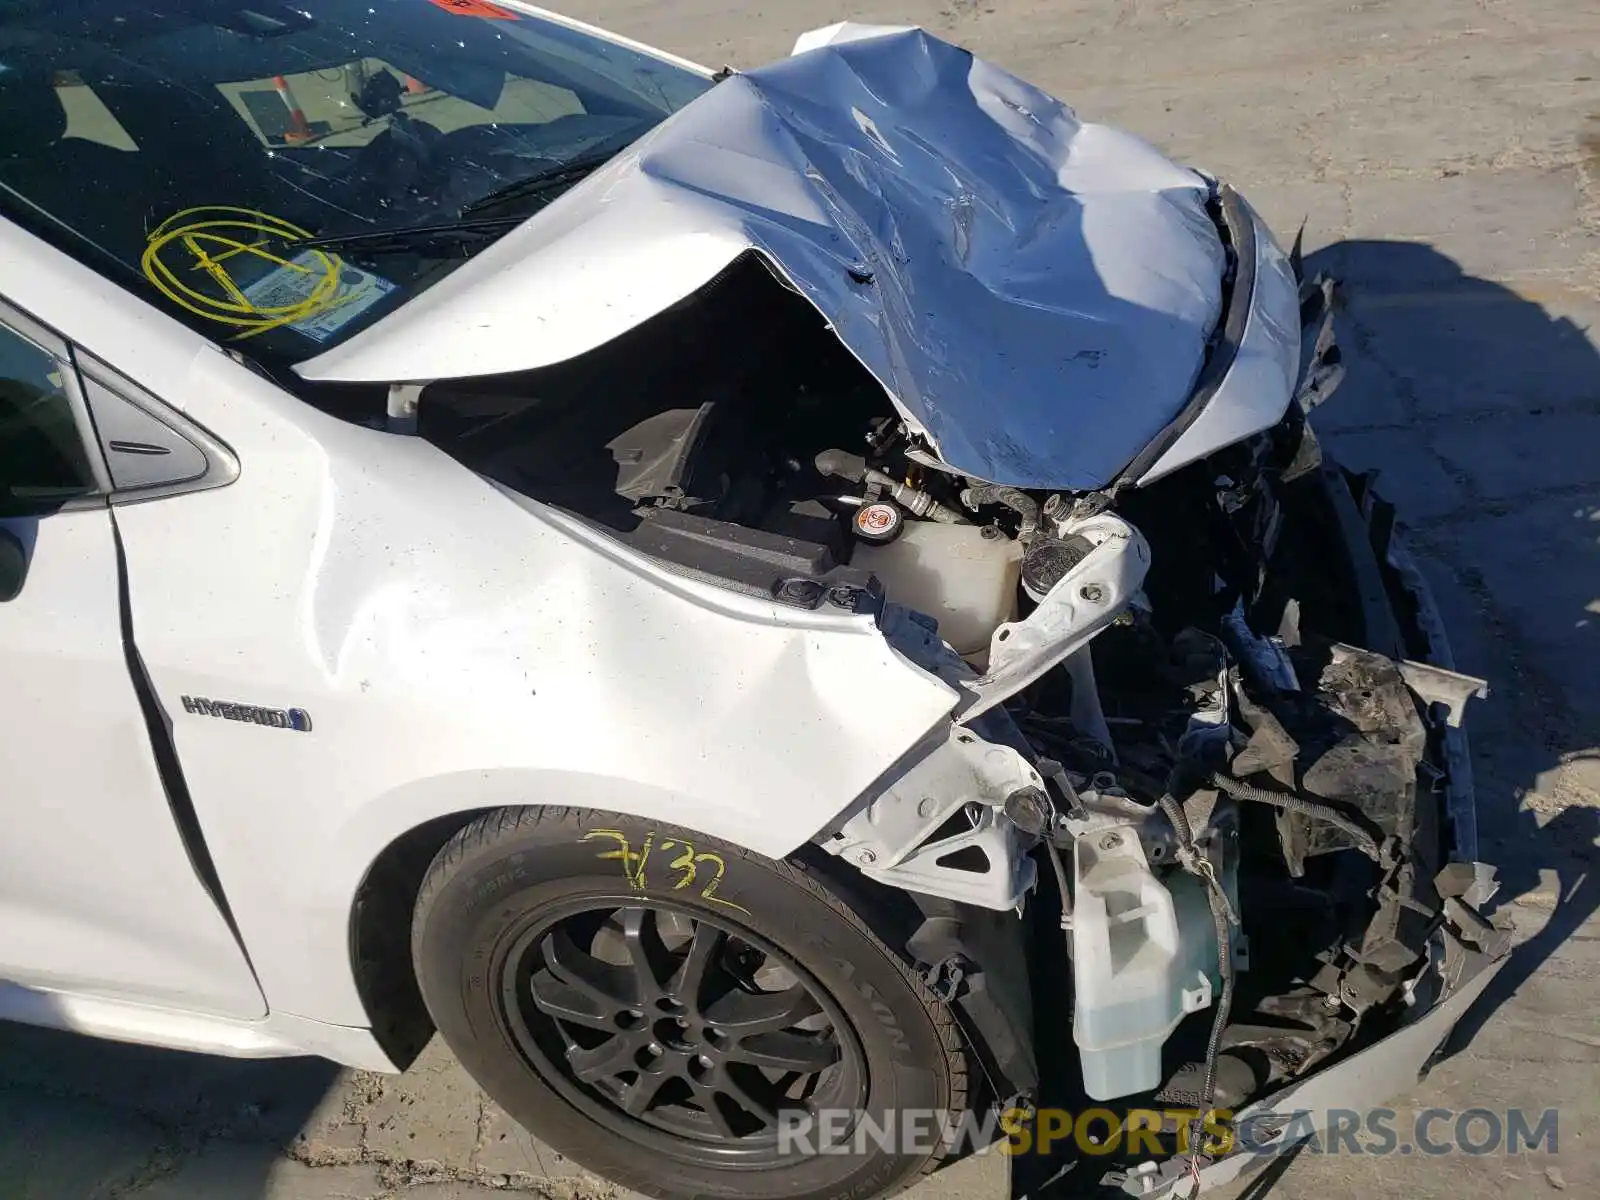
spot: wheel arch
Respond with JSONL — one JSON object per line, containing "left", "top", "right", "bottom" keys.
{"left": 338, "top": 767, "right": 862, "bottom": 1069}
{"left": 346, "top": 808, "right": 488, "bottom": 1069}
{"left": 313, "top": 759, "right": 842, "bottom": 1042}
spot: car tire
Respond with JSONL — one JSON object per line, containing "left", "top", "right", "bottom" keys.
{"left": 411, "top": 806, "right": 969, "bottom": 1200}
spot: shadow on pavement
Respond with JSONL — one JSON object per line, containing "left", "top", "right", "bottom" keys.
{"left": 1438, "top": 804, "right": 1599, "bottom": 1061}
{"left": 1308, "top": 240, "right": 1600, "bottom": 1067}
{"left": 0, "top": 1020, "right": 342, "bottom": 1198}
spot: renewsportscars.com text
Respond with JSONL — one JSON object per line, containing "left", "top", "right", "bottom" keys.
{"left": 776, "top": 1106, "right": 1560, "bottom": 1159}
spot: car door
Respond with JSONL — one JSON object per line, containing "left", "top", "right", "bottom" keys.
{"left": 0, "top": 299, "right": 265, "bottom": 1019}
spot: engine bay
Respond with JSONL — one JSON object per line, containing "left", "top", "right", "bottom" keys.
{"left": 416, "top": 251, "right": 1051, "bottom": 630}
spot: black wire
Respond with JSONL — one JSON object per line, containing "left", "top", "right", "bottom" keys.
{"left": 1184, "top": 865, "right": 1236, "bottom": 1198}
{"left": 1157, "top": 791, "right": 1194, "bottom": 847}
{"left": 1153, "top": 782, "right": 1235, "bottom": 1196}
{"left": 1207, "top": 772, "right": 1384, "bottom": 863}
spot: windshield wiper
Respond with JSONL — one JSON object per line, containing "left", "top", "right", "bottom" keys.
{"left": 458, "top": 144, "right": 625, "bottom": 218}
{"left": 293, "top": 215, "right": 524, "bottom": 257}
{"left": 293, "top": 144, "right": 629, "bottom": 258}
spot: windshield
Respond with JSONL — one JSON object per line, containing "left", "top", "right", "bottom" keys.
{"left": 0, "top": 1, "right": 712, "bottom": 360}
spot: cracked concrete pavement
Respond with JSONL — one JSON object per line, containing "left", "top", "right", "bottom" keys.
{"left": 2, "top": 1, "right": 1597, "bottom": 1197}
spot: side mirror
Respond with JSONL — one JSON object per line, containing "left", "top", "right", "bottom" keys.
{"left": 0, "top": 526, "right": 28, "bottom": 602}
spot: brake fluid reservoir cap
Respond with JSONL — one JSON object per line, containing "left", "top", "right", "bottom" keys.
{"left": 854, "top": 501, "right": 905, "bottom": 544}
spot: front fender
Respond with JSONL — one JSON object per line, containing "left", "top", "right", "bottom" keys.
{"left": 116, "top": 363, "right": 960, "bottom": 1029}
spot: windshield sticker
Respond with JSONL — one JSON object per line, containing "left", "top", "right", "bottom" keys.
{"left": 141, "top": 207, "right": 391, "bottom": 340}
{"left": 426, "top": 0, "right": 520, "bottom": 18}
{"left": 242, "top": 255, "right": 396, "bottom": 343}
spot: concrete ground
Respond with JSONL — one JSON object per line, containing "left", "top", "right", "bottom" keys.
{"left": 3, "top": 1, "right": 1597, "bottom": 1197}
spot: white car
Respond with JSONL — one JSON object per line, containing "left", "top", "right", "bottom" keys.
{"left": 0, "top": 4, "right": 1505, "bottom": 1199}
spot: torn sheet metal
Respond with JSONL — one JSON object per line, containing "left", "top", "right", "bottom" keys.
{"left": 298, "top": 25, "right": 1226, "bottom": 490}
{"left": 1096, "top": 919, "right": 1507, "bottom": 1198}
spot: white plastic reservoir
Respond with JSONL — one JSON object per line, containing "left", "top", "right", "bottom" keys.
{"left": 853, "top": 523, "right": 1023, "bottom": 662}
{"left": 1070, "top": 829, "right": 1225, "bottom": 1101}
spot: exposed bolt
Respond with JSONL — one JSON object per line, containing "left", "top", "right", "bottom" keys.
{"left": 1042, "top": 494, "right": 1066, "bottom": 518}
{"left": 1099, "top": 832, "right": 1124, "bottom": 851}
{"left": 826, "top": 585, "right": 858, "bottom": 608}
{"left": 853, "top": 848, "right": 878, "bottom": 866}
{"left": 779, "top": 578, "right": 822, "bottom": 604}
{"left": 1079, "top": 583, "right": 1106, "bottom": 603}
{"left": 917, "top": 796, "right": 939, "bottom": 818}
{"left": 980, "top": 525, "right": 1002, "bottom": 540}
{"left": 1323, "top": 993, "right": 1342, "bottom": 1010}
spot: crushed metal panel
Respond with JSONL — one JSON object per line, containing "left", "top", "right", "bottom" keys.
{"left": 1097, "top": 927, "right": 1506, "bottom": 1198}
{"left": 1134, "top": 192, "right": 1302, "bottom": 485}
{"left": 297, "top": 27, "right": 1225, "bottom": 491}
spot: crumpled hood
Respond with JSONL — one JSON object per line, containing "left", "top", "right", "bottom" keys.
{"left": 298, "top": 24, "right": 1227, "bottom": 490}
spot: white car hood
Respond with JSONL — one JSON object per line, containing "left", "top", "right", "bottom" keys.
{"left": 297, "top": 23, "right": 1227, "bottom": 490}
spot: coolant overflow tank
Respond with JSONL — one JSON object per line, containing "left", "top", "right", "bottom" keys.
{"left": 1070, "top": 829, "right": 1229, "bottom": 1101}
{"left": 852, "top": 522, "right": 1022, "bottom": 664}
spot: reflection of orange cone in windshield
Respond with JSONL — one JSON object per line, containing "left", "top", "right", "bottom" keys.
{"left": 427, "top": 0, "right": 520, "bottom": 17}
{"left": 273, "top": 75, "right": 313, "bottom": 144}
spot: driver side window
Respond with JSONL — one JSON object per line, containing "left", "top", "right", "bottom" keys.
{"left": 0, "top": 320, "right": 96, "bottom": 513}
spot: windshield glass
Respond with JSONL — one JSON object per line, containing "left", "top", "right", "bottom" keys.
{"left": 0, "top": 1, "right": 712, "bottom": 360}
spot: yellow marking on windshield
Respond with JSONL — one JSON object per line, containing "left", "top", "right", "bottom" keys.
{"left": 142, "top": 206, "right": 349, "bottom": 335}
{"left": 182, "top": 234, "right": 255, "bottom": 310}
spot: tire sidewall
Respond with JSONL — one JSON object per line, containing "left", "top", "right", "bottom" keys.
{"left": 413, "top": 809, "right": 959, "bottom": 1200}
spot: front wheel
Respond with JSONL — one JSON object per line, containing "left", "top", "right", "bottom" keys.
{"left": 411, "top": 807, "right": 969, "bottom": 1200}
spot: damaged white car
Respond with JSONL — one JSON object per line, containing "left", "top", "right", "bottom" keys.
{"left": 0, "top": 4, "right": 1506, "bottom": 1198}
